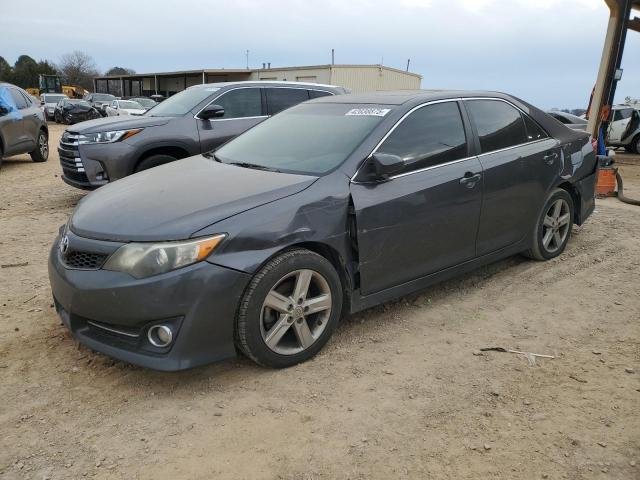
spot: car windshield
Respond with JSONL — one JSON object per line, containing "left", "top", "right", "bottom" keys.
{"left": 44, "top": 95, "right": 65, "bottom": 103}
{"left": 70, "top": 100, "right": 91, "bottom": 107}
{"left": 93, "top": 94, "right": 115, "bottom": 101}
{"left": 216, "top": 103, "right": 391, "bottom": 175}
{"left": 146, "top": 87, "right": 219, "bottom": 117}
{"left": 120, "top": 100, "right": 143, "bottom": 109}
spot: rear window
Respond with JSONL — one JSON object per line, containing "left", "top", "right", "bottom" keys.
{"left": 466, "top": 99, "right": 528, "bottom": 153}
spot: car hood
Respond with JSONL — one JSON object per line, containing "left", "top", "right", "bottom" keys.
{"left": 67, "top": 114, "right": 172, "bottom": 133}
{"left": 70, "top": 155, "right": 318, "bottom": 242}
{"left": 122, "top": 108, "right": 147, "bottom": 115}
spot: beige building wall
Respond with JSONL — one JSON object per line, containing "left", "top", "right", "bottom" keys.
{"left": 249, "top": 65, "right": 421, "bottom": 92}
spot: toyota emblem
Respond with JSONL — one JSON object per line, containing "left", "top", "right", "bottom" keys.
{"left": 59, "top": 235, "right": 69, "bottom": 255}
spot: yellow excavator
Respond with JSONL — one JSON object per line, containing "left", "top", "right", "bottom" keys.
{"left": 25, "top": 74, "right": 89, "bottom": 99}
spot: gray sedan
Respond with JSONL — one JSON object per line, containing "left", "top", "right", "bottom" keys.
{"left": 49, "top": 90, "right": 597, "bottom": 371}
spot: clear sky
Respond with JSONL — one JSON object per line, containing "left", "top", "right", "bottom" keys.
{"left": 1, "top": 0, "right": 638, "bottom": 109}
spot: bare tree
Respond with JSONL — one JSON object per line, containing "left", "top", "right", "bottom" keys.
{"left": 58, "top": 51, "right": 100, "bottom": 91}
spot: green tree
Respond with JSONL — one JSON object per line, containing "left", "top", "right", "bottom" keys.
{"left": 105, "top": 66, "right": 135, "bottom": 76}
{"left": 0, "top": 56, "right": 12, "bottom": 83}
{"left": 11, "top": 55, "right": 39, "bottom": 88}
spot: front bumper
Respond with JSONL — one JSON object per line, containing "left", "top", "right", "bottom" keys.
{"left": 48, "top": 233, "right": 251, "bottom": 371}
{"left": 58, "top": 137, "right": 136, "bottom": 190}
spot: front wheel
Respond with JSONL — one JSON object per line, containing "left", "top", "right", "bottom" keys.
{"left": 134, "top": 154, "right": 177, "bottom": 173}
{"left": 524, "top": 188, "right": 574, "bottom": 261}
{"left": 30, "top": 130, "right": 49, "bottom": 162}
{"left": 236, "top": 249, "right": 343, "bottom": 368}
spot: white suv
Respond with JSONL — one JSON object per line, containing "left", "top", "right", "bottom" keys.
{"left": 607, "top": 105, "right": 640, "bottom": 153}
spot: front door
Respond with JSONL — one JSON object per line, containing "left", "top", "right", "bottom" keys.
{"left": 351, "top": 101, "right": 483, "bottom": 295}
{"left": 197, "top": 87, "right": 266, "bottom": 153}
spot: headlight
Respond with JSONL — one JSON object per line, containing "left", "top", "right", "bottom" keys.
{"left": 103, "top": 235, "right": 225, "bottom": 279}
{"left": 77, "top": 128, "right": 142, "bottom": 144}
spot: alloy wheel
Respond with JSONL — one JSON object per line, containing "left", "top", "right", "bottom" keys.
{"left": 39, "top": 134, "right": 48, "bottom": 159}
{"left": 542, "top": 198, "right": 570, "bottom": 253}
{"left": 260, "top": 269, "right": 332, "bottom": 355}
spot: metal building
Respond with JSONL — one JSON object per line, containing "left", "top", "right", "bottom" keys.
{"left": 93, "top": 64, "right": 422, "bottom": 97}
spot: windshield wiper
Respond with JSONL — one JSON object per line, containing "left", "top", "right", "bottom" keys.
{"left": 203, "top": 151, "right": 222, "bottom": 162}
{"left": 229, "top": 162, "right": 281, "bottom": 173}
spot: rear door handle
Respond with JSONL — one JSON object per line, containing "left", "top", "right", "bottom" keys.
{"left": 459, "top": 172, "right": 481, "bottom": 188}
{"left": 543, "top": 153, "right": 558, "bottom": 165}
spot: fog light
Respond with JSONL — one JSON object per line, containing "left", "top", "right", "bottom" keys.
{"left": 147, "top": 325, "right": 173, "bottom": 347}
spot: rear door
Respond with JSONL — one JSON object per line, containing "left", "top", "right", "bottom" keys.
{"left": 19, "top": 89, "right": 41, "bottom": 145}
{"left": 351, "top": 100, "right": 483, "bottom": 295}
{"left": 464, "top": 99, "right": 558, "bottom": 256}
{"left": 196, "top": 87, "right": 265, "bottom": 152}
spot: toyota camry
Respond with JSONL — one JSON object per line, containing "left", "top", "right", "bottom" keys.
{"left": 48, "top": 90, "right": 597, "bottom": 371}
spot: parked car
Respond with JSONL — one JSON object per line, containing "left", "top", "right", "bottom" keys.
{"left": 48, "top": 90, "right": 597, "bottom": 371}
{"left": 58, "top": 81, "right": 347, "bottom": 189}
{"left": 40, "top": 93, "right": 68, "bottom": 120}
{"left": 104, "top": 99, "right": 146, "bottom": 117}
{"left": 84, "top": 93, "right": 116, "bottom": 117}
{"left": 128, "top": 97, "right": 158, "bottom": 110}
{"left": 546, "top": 111, "right": 588, "bottom": 131}
{"left": 0, "top": 82, "right": 49, "bottom": 169}
{"left": 606, "top": 105, "right": 640, "bottom": 153}
{"left": 54, "top": 99, "right": 102, "bottom": 125}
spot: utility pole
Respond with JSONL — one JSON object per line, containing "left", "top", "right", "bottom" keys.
{"left": 246, "top": 50, "right": 249, "bottom": 69}
{"left": 331, "top": 48, "right": 335, "bottom": 65}
{"left": 406, "top": 59, "right": 410, "bottom": 72}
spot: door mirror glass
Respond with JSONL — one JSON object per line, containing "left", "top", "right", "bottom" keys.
{"left": 199, "top": 104, "right": 225, "bottom": 119}
{"left": 370, "top": 153, "right": 405, "bottom": 179}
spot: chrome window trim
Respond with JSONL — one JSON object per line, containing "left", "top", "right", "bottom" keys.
{"left": 195, "top": 85, "right": 336, "bottom": 121}
{"left": 350, "top": 96, "right": 551, "bottom": 184}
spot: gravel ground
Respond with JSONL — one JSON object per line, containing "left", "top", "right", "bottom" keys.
{"left": 1, "top": 123, "right": 639, "bottom": 480}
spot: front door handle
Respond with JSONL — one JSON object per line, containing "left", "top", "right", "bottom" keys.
{"left": 543, "top": 152, "right": 558, "bottom": 165}
{"left": 459, "top": 172, "right": 481, "bottom": 188}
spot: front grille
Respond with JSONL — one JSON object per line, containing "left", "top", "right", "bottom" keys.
{"left": 58, "top": 132, "right": 88, "bottom": 184}
{"left": 63, "top": 250, "right": 108, "bottom": 270}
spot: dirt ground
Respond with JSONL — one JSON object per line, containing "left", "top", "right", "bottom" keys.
{"left": 1, "top": 123, "right": 638, "bottom": 480}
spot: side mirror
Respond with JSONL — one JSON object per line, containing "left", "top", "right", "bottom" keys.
{"left": 370, "top": 153, "right": 405, "bottom": 180}
{"left": 40, "top": 100, "right": 45, "bottom": 105}
{"left": 199, "top": 104, "right": 225, "bottom": 120}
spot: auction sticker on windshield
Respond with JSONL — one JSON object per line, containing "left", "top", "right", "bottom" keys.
{"left": 345, "top": 108, "right": 391, "bottom": 116}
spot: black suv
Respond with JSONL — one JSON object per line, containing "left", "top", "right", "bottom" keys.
{"left": 58, "top": 81, "right": 348, "bottom": 189}
{"left": 0, "top": 82, "right": 49, "bottom": 169}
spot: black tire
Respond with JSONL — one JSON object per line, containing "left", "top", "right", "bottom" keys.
{"left": 134, "top": 154, "right": 177, "bottom": 173}
{"left": 236, "top": 248, "right": 343, "bottom": 368}
{"left": 625, "top": 145, "right": 634, "bottom": 153}
{"left": 633, "top": 134, "right": 640, "bottom": 155}
{"left": 29, "top": 129, "right": 49, "bottom": 162}
{"left": 524, "top": 188, "right": 574, "bottom": 261}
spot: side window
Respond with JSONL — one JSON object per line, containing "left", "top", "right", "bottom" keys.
{"left": 9, "top": 88, "right": 28, "bottom": 110}
{"left": 266, "top": 88, "right": 309, "bottom": 115}
{"left": 522, "top": 113, "right": 548, "bottom": 141}
{"left": 20, "top": 91, "right": 33, "bottom": 106}
{"left": 466, "top": 100, "right": 528, "bottom": 153}
{"left": 0, "top": 87, "right": 11, "bottom": 116}
{"left": 552, "top": 113, "right": 570, "bottom": 124}
{"left": 377, "top": 102, "right": 468, "bottom": 174}
{"left": 309, "top": 90, "right": 333, "bottom": 99}
{"left": 213, "top": 88, "right": 262, "bottom": 119}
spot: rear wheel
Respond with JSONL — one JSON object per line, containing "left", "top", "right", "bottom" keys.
{"left": 30, "top": 130, "right": 49, "bottom": 162}
{"left": 633, "top": 134, "right": 640, "bottom": 154}
{"left": 524, "top": 188, "right": 574, "bottom": 261}
{"left": 134, "top": 154, "right": 177, "bottom": 173}
{"left": 236, "top": 249, "right": 343, "bottom": 368}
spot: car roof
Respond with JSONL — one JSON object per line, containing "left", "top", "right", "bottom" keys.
{"left": 307, "top": 89, "right": 522, "bottom": 105}
{"left": 187, "top": 80, "right": 343, "bottom": 91}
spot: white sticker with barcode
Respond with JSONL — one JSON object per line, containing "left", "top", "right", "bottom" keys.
{"left": 345, "top": 108, "right": 391, "bottom": 117}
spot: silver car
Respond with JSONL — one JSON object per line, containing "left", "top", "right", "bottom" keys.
{"left": 40, "top": 93, "right": 68, "bottom": 120}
